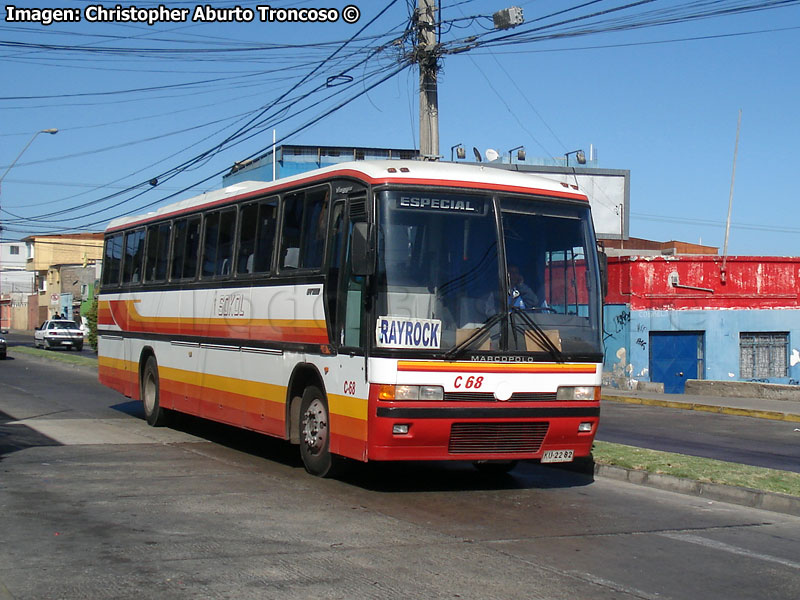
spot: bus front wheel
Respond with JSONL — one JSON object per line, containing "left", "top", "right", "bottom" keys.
{"left": 299, "top": 386, "right": 339, "bottom": 477}
{"left": 142, "top": 356, "right": 169, "bottom": 427}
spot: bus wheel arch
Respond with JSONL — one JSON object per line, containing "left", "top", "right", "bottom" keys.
{"left": 285, "top": 363, "right": 324, "bottom": 443}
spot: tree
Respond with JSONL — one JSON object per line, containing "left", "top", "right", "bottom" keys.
{"left": 86, "top": 294, "right": 98, "bottom": 352}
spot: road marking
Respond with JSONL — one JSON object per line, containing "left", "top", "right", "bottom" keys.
{"left": 658, "top": 532, "right": 800, "bottom": 570}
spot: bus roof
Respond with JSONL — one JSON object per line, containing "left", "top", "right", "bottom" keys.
{"left": 106, "top": 160, "right": 588, "bottom": 232}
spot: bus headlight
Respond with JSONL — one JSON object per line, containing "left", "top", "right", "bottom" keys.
{"left": 378, "top": 385, "right": 444, "bottom": 401}
{"left": 556, "top": 386, "right": 600, "bottom": 401}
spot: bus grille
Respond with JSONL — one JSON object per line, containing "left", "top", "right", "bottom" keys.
{"left": 448, "top": 422, "right": 549, "bottom": 454}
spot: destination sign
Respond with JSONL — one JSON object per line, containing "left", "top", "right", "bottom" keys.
{"left": 396, "top": 194, "right": 486, "bottom": 214}
{"left": 376, "top": 316, "right": 442, "bottom": 350}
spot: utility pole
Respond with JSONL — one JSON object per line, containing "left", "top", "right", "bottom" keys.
{"left": 413, "top": 5, "right": 523, "bottom": 161}
{"left": 417, "top": 0, "right": 439, "bottom": 160}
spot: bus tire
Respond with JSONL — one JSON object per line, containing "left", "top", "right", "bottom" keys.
{"left": 142, "top": 356, "right": 169, "bottom": 427}
{"left": 299, "top": 385, "right": 339, "bottom": 477}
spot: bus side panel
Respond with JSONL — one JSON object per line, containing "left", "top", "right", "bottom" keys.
{"left": 97, "top": 335, "right": 136, "bottom": 398}
{"left": 97, "top": 296, "right": 138, "bottom": 399}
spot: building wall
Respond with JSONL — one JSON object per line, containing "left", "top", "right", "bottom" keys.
{"left": 604, "top": 255, "right": 800, "bottom": 388}
{"left": 25, "top": 234, "right": 103, "bottom": 272}
{"left": 1, "top": 241, "right": 27, "bottom": 269}
{"left": 605, "top": 305, "right": 800, "bottom": 385}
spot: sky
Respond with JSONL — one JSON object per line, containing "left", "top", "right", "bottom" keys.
{"left": 1, "top": 0, "right": 799, "bottom": 256}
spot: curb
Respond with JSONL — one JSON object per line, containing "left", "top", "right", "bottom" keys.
{"left": 602, "top": 393, "right": 800, "bottom": 423}
{"left": 595, "top": 463, "right": 800, "bottom": 517}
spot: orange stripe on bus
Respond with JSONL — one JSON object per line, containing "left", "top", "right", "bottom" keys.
{"left": 103, "top": 299, "right": 329, "bottom": 343}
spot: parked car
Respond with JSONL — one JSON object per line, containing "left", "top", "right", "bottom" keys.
{"left": 0, "top": 332, "right": 7, "bottom": 359}
{"left": 34, "top": 320, "right": 84, "bottom": 351}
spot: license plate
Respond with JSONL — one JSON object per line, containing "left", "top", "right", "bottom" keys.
{"left": 541, "top": 449, "right": 574, "bottom": 463}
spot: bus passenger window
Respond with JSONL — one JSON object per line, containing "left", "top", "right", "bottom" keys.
{"left": 280, "top": 194, "right": 302, "bottom": 269}
{"left": 202, "top": 212, "right": 220, "bottom": 278}
{"left": 145, "top": 222, "right": 170, "bottom": 282}
{"left": 217, "top": 209, "right": 236, "bottom": 275}
{"left": 171, "top": 217, "right": 201, "bottom": 280}
{"left": 102, "top": 233, "right": 123, "bottom": 286}
{"left": 279, "top": 188, "right": 328, "bottom": 271}
{"left": 302, "top": 189, "right": 328, "bottom": 268}
{"left": 237, "top": 198, "right": 276, "bottom": 275}
{"left": 122, "top": 229, "right": 145, "bottom": 284}
{"left": 203, "top": 209, "right": 237, "bottom": 278}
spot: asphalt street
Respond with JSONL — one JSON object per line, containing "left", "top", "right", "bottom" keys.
{"left": 597, "top": 400, "right": 800, "bottom": 472}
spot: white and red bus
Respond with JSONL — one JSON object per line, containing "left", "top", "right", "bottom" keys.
{"left": 98, "top": 160, "right": 604, "bottom": 476}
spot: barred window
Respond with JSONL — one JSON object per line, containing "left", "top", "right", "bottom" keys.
{"left": 739, "top": 333, "right": 788, "bottom": 379}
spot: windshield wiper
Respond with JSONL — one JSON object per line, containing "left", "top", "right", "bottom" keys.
{"left": 510, "top": 306, "right": 564, "bottom": 363}
{"left": 443, "top": 311, "right": 505, "bottom": 360}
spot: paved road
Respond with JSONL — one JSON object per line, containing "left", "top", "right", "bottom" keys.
{"left": 597, "top": 400, "right": 800, "bottom": 473}
{"left": 2, "top": 353, "right": 800, "bottom": 599}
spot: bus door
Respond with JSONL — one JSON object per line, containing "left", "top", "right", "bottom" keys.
{"left": 325, "top": 193, "right": 369, "bottom": 459}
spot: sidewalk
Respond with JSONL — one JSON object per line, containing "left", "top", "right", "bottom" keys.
{"left": 602, "top": 386, "right": 800, "bottom": 422}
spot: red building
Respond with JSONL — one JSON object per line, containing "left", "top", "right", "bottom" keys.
{"left": 603, "top": 254, "right": 800, "bottom": 392}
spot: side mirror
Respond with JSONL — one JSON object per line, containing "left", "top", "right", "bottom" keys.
{"left": 351, "top": 222, "right": 375, "bottom": 276}
{"left": 597, "top": 249, "right": 608, "bottom": 300}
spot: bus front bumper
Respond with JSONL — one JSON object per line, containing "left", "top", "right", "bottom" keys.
{"left": 367, "top": 404, "right": 599, "bottom": 462}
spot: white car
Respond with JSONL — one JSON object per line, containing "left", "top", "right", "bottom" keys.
{"left": 34, "top": 320, "right": 85, "bottom": 351}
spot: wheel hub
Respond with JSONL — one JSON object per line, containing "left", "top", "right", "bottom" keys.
{"left": 302, "top": 399, "right": 328, "bottom": 454}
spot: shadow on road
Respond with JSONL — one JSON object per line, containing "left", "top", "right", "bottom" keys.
{"left": 0, "top": 409, "right": 63, "bottom": 462}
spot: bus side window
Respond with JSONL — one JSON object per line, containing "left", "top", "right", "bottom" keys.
{"left": 302, "top": 188, "right": 329, "bottom": 269}
{"left": 237, "top": 198, "right": 277, "bottom": 275}
{"left": 122, "top": 228, "right": 145, "bottom": 284}
{"left": 102, "top": 233, "right": 123, "bottom": 286}
{"left": 203, "top": 208, "right": 237, "bottom": 278}
{"left": 254, "top": 200, "right": 276, "bottom": 272}
{"left": 279, "top": 187, "right": 328, "bottom": 271}
{"left": 217, "top": 209, "right": 236, "bottom": 276}
{"left": 145, "top": 222, "right": 171, "bottom": 282}
{"left": 171, "top": 217, "right": 201, "bottom": 280}
{"left": 202, "top": 212, "right": 220, "bottom": 278}
{"left": 280, "top": 193, "right": 302, "bottom": 270}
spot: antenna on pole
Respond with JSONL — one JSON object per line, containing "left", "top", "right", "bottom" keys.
{"left": 721, "top": 109, "right": 742, "bottom": 284}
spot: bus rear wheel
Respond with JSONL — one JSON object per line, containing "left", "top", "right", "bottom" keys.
{"left": 142, "top": 356, "right": 169, "bottom": 427}
{"left": 299, "top": 386, "right": 339, "bottom": 477}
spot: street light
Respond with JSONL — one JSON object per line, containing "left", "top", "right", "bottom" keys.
{"left": 0, "top": 128, "right": 58, "bottom": 319}
{"left": 0, "top": 128, "right": 59, "bottom": 190}
{"left": 508, "top": 145, "right": 526, "bottom": 164}
{"left": 564, "top": 149, "right": 586, "bottom": 167}
{"left": 450, "top": 143, "right": 465, "bottom": 161}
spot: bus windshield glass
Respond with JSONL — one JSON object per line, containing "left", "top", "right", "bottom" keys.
{"left": 375, "top": 190, "right": 602, "bottom": 359}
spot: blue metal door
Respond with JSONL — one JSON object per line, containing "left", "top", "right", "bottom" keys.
{"left": 649, "top": 332, "right": 704, "bottom": 394}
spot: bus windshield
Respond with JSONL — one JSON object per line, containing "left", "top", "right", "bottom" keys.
{"left": 375, "top": 190, "right": 602, "bottom": 359}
